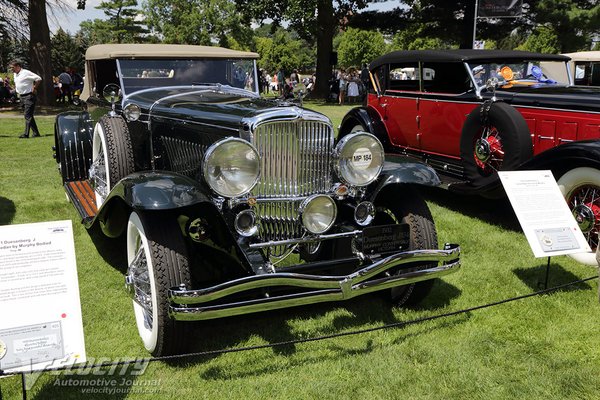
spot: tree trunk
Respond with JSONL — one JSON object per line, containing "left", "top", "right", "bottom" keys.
{"left": 28, "top": 0, "right": 52, "bottom": 106}
{"left": 313, "top": 0, "right": 336, "bottom": 99}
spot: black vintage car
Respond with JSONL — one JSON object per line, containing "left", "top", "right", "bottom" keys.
{"left": 53, "top": 44, "right": 460, "bottom": 356}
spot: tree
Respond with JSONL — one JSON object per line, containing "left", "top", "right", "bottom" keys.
{"left": 350, "top": 0, "right": 599, "bottom": 52}
{"left": 29, "top": 0, "right": 53, "bottom": 105}
{"left": 143, "top": 0, "right": 254, "bottom": 49}
{"left": 235, "top": 0, "right": 371, "bottom": 98}
{"left": 515, "top": 25, "right": 560, "bottom": 53}
{"left": 255, "top": 27, "right": 315, "bottom": 73}
{"left": 94, "top": 0, "right": 149, "bottom": 43}
{"left": 51, "top": 28, "right": 84, "bottom": 74}
{"left": 388, "top": 26, "right": 452, "bottom": 51}
{"left": 336, "top": 28, "right": 386, "bottom": 68}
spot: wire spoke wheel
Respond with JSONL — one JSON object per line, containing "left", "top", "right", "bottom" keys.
{"left": 558, "top": 167, "right": 600, "bottom": 265}
{"left": 125, "top": 211, "right": 191, "bottom": 356}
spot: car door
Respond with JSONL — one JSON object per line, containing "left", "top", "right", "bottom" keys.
{"left": 418, "top": 61, "right": 478, "bottom": 158}
{"left": 373, "top": 63, "right": 420, "bottom": 150}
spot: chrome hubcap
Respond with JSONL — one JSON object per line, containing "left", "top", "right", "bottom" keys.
{"left": 475, "top": 139, "right": 491, "bottom": 162}
{"left": 572, "top": 204, "right": 596, "bottom": 233}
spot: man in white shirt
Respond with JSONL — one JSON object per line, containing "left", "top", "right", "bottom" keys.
{"left": 9, "top": 60, "right": 42, "bottom": 138}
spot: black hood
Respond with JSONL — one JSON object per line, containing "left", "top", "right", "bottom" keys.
{"left": 124, "top": 86, "right": 328, "bottom": 132}
{"left": 491, "top": 84, "right": 600, "bottom": 113}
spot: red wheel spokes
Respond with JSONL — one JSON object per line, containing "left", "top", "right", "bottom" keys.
{"left": 568, "top": 185, "right": 600, "bottom": 251}
{"left": 473, "top": 126, "right": 504, "bottom": 174}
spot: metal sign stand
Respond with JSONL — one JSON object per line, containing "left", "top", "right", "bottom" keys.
{"left": 539, "top": 256, "right": 552, "bottom": 290}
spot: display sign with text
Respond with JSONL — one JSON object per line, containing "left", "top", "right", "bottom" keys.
{"left": 0, "top": 221, "right": 86, "bottom": 373}
{"left": 499, "top": 171, "right": 591, "bottom": 258}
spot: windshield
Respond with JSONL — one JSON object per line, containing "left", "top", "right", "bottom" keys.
{"left": 468, "top": 60, "right": 570, "bottom": 88}
{"left": 116, "top": 58, "right": 258, "bottom": 95}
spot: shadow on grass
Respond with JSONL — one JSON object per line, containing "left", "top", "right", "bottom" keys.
{"left": 86, "top": 223, "right": 128, "bottom": 274}
{"left": 0, "top": 196, "right": 16, "bottom": 225}
{"left": 196, "top": 311, "right": 469, "bottom": 381}
{"left": 513, "top": 262, "right": 593, "bottom": 292}
{"left": 28, "top": 366, "right": 153, "bottom": 400}
{"left": 419, "top": 186, "right": 521, "bottom": 232}
{"left": 171, "top": 280, "right": 462, "bottom": 375}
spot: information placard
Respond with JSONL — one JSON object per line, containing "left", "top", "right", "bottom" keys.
{"left": 499, "top": 170, "right": 591, "bottom": 258}
{"left": 0, "top": 220, "right": 86, "bottom": 373}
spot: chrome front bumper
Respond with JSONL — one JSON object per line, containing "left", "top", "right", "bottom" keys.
{"left": 169, "top": 244, "right": 460, "bottom": 321}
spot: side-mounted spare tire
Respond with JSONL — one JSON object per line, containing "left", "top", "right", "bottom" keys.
{"left": 460, "top": 102, "right": 532, "bottom": 186}
{"left": 90, "top": 115, "right": 135, "bottom": 208}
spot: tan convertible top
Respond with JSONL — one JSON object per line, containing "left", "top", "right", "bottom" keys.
{"left": 85, "top": 44, "right": 259, "bottom": 60}
{"left": 562, "top": 51, "right": 600, "bottom": 62}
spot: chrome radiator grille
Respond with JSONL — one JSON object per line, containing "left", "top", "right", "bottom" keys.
{"left": 161, "top": 136, "right": 206, "bottom": 178}
{"left": 251, "top": 120, "right": 334, "bottom": 197}
{"left": 251, "top": 120, "right": 334, "bottom": 247}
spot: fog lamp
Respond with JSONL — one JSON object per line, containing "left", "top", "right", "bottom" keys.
{"left": 354, "top": 201, "right": 375, "bottom": 226}
{"left": 235, "top": 209, "right": 258, "bottom": 237}
{"left": 300, "top": 195, "right": 337, "bottom": 234}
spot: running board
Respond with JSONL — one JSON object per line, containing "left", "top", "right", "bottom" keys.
{"left": 65, "top": 180, "right": 97, "bottom": 223}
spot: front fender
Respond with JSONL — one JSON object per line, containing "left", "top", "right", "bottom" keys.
{"left": 54, "top": 111, "right": 93, "bottom": 182}
{"left": 339, "top": 106, "right": 390, "bottom": 148}
{"left": 367, "top": 157, "right": 441, "bottom": 201}
{"left": 95, "top": 171, "right": 213, "bottom": 238}
{"left": 520, "top": 140, "right": 600, "bottom": 179}
{"left": 106, "top": 171, "right": 211, "bottom": 210}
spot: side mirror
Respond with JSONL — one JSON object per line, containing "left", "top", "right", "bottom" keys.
{"left": 102, "top": 84, "right": 122, "bottom": 116}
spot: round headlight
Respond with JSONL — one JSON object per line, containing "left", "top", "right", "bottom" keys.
{"left": 203, "top": 138, "right": 260, "bottom": 197}
{"left": 300, "top": 195, "right": 337, "bottom": 234}
{"left": 123, "top": 103, "right": 141, "bottom": 121}
{"left": 334, "top": 132, "right": 384, "bottom": 186}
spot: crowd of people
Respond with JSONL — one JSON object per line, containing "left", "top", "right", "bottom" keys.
{"left": 1, "top": 66, "right": 84, "bottom": 106}
{"left": 0, "top": 75, "right": 18, "bottom": 103}
{"left": 53, "top": 67, "right": 84, "bottom": 104}
{"left": 257, "top": 63, "right": 370, "bottom": 104}
{"left": 329, "top": 64, "right": 370, "bottom": 105}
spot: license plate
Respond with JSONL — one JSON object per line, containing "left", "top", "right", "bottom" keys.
{"left": 360, "top": 224, "right": 410, "bottom": 254}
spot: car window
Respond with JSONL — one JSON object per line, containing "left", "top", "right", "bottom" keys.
{"left": 421, "top": 62, "right": 471, "bottom": 94}
{"left": 387, "top": 63, "right": 419, "bottom": 92}
{"left": 574, "top": 62, "right": 600, "bottom": 86}
{"left": 116, "top": 58, "right": 258, "bottom": 95}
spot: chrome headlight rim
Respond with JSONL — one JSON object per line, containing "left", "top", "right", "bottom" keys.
{"left": 123, "top": 103, "right": 141, "bottom": 121}
{"left": 202, "top": 137, "right": 261, "bottom": 198}
{"left": 299, "top": 194, "right": 337, "bottom": 235}
{"left": 334, "top": 131, "right": 384, "bottom": 187}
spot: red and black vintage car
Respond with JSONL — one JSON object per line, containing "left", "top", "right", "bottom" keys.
{"left": 340, "top": 49, "right": 600, "bottom": 265}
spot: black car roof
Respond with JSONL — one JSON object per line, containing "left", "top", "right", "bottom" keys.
{"left": 370, "top": 49, "right": 570, "bottom": 70}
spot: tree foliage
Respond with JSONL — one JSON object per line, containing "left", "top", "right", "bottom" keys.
{"left": 336, "top": 28, "right": 386, "bottom": 68}
{"left": 350, "top": 0, "right": 599, "bottom": 52}
{"left": 255, "top": 27, "right": 314, "bottom": 73}
{"left": 515, "top": 25, "right": 560, "bottom": 54}
{"left": 143, "top": 0, "right": 254, "bottom": 49}
{"left": 235, "top": 0, "right": 371, "bottom": 98}
{"left": 51, "top": 28, "right": 85, "bottom": 74}
{"left": 388, "top": 26, "right": 453, "bottom": 51}
{"left": 90, "top": 0, "right": 149, "bottom": 43}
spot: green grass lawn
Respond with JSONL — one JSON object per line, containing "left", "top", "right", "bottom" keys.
{"left": 0, "top": 106, "right": 599, "bottom": 400}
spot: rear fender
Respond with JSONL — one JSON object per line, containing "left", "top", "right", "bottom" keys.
{"left": 520, "top": 140, "right": 600, "bottom": 179}
{"left": 54, "top": 111, "right": 93, "bottom": 182}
